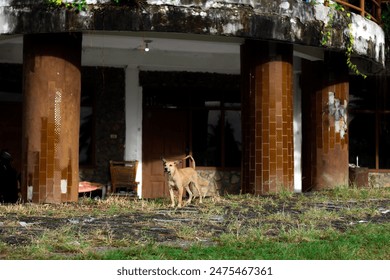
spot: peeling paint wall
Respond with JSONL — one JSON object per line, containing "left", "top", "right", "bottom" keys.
{"left": 327, "top": 91, "right": 347, "bottom": 139}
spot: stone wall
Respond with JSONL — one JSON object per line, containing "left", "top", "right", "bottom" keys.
{"left": 197, "top": 169, "right": 241, "bottom": 195}
{"left": 369, "top": 172, "right": 390, "bottom": 188}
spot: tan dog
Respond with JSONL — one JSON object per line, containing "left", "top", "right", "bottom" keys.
{"left": 162, "top": 155, "right": 203, "bottom": 208}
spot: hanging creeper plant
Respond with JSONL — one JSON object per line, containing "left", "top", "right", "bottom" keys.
{"left": 320, "top": 2, "right": 367, "bottom": 79}
{"left": 345, "top": 23, "right": 367, "bottom": 79}
{"left": 46, "top": 0, "right": 147, "bottom": 14}
{"left": 46, "top": 0, "right": 88, "bottom": 11}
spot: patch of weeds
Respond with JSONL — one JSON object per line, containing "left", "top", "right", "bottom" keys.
{"left": 264, "top": 210, "right": 295, "bottom": 224}
{"left": 89, "top": 226, "right": 116, "bottom": 247}
{"left": 38, "top": 226, "right": 88, "bottom": 253}
{"left": 278, "top": 225, "right": 338, "bottom": 243}
{"left": 174, "top": 225, "right": 198, "bottom": 241}
{"left": 325, "top": 185, "right": 390, "bottom": 201}
{"left": 276, "top": 186, "right": 294, "bottom": 200}
{"left": 300, "top": 207, "right": 342, "bottom": 225}
{"left": 338, "top": 205, "right": 381, "bottom": 222}
{"left": 0, "top": 241, "right": 9, "bottom": 255}
{"left": 6, "top": 226, "right": 88, "bottom": 259}
{"left": 225, "top": 215, "right": 245, "bottom": 238}
{"left": 1, "top": 187, "right": 389, "bottom": 259}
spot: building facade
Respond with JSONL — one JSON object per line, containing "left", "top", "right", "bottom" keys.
{"left": 0, "top": 0, "right": 386, "bottom": 203}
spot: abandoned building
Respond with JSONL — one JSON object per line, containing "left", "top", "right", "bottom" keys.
{"left": 0, "top": 0, "right": 388, "bottom": 203}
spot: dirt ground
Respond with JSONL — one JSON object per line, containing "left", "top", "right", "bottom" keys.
{"left": 0, "top": 193, "right": 389, "bottom": 250}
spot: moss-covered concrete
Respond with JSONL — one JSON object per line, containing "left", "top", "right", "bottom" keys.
{"left": 0, "top": 0, "right": 385, "bottom": 67}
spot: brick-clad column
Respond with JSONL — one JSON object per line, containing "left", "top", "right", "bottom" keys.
{"left": 22, "top": 33, "right": 82, "bottom": 203}
{"left": 301, "top": 53, "right": 349, "bottom": 190}
{"left": 241, "top": 40, "right": 294, "bottom": 194}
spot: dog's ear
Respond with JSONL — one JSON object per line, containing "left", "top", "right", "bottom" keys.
{"left": 161, "top": 156, "right": 166, "bottom": 163}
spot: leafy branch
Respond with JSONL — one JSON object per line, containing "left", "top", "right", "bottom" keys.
{"left": 46, "top": 0, "right": 145, "bottom": 12}
{"left": 46, "top": 0, "right": 88, "bottom": 11}
{"left": 320, "top": 2, "right": 367, "bottom": 78}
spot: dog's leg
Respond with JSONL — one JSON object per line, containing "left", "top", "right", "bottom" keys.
{"left": 177, "top": 186, "right": 184, "bottom": 208}
{"left": 169, "top": 187, "right": 176, "bottom": 208}
{"left": 193, "top": 179, "right": 203, "bottom": 204}
{"left": 185, "top": 184, "right": 193, "bottom": 206}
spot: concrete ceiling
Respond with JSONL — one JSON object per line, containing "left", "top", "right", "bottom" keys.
{"left": 0, "top": 31, "right": 322, "bottom": 73}
{"left": 0, "top": 32, "right": 242, "bottom": 61}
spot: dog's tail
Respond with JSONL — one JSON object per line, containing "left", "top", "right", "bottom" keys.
{"left": 182, "top": 155, "right": 196, "bottom": 169}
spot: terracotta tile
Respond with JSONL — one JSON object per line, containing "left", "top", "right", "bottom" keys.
{"left": 41, "top": 144, "right": 47, "bottom": 158}
{"left": 41, "top": 117, "right": 47, "bottom": 129}
{"left": 276, "top": 130, "right": 283, "bottom": 142}
{"left": 256, "top": 164, "right": 262, "bottom": 176}
{"left": 39, "top": 171, "right": 46, "bottom": 184}
{"left": 47, "top": 122, "right": 55, "bottom": 134}
{"left": 40, "top": 158, "right": 47, "bottom": 170}
{"left": 47, "top": 156, "right": 54, "bottom": 167}
{"left": 276, "top": 142, "right": 283, "bottom": 151}
{"left": 268, "top": 177, "right": 277, "bottom": 193}
{"left": 47, "top": 164, "right": 54, "bottom": 178}
{"left": 270, "top": 122, "right": 276, "bottom": 134}
{"left": 67, "top": 172, "right": 72, "bottom": 185}
{"left": 262, "top": 91, "right": 269, "bottom": 104}
{"left": 256, "top": 125, "right": 262, "bottom": 137}
{"left": 39, "top": 187, "right": 46, "bottom": 201}
{"left": 283, "top": 136, "right": 288, "bottom": 149}
{"left": 262, "top": 170, "right": 269, "bottom": 181}
{"left": 277, "top": 156, "right": 283, "bottom": 168}
{"left": 262, "top": 179, "right": 270, "bottom": 194}
{"left": 262, "top": 143, "right": 269, "bottom": 154}
{"left": 335, "top": 133, "right": 341, "bottom": 144}
{"left": 33, "top": 173, "right": 39, "bottom": 183}
{"left": 263, "top": 157, "right": 269, "bottom": 169}
{"left": 283, "top": 148, "right": 288, "bottom": 159}
{"left": 47, "top": 137, "right": 55, "bottom": 152}
{"left": 61, "top": 168, "right": 68, "bottom": 179}
{"left": 276, "top": 116, "right": 283, "bottom": 125}
{"left": 283, "top": 162, "right": 289, "bottom": 173}
{"left": 263, "top": 116, "right": 269, "bottom": 124}
{"left": 34, "top": 165, "right": 39, "bottom": 176}
{"left": 270, "top": 137, "right": 276, "bottom": 149}
{"left": 41, "top": 130, "right": 47, "bottom": 144}
{"left": 270, "top": 162, "right": 277, "bottom": 174}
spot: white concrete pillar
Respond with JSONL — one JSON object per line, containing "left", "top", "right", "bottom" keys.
{"left": 125, "top": 67, "right": 143, "bottom": 197}
{"left": 293, "top": 57, "right": 302, "bottom": 193}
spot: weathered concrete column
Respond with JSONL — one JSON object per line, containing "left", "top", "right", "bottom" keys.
{"left": 301, "top": 53, "right": 349, "bottom": 191}
{"left": 241, "top": 40, "right": 294, "bottom": 194}
{"left": 22, "top": 33, "right": 82, "bottom": 203}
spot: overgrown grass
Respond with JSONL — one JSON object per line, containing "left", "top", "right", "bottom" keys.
{"left": 78, "top": 223, "right": 390, "bottom": 260}
{"left": 0, "top": 187, "right": 389, "bottom": 260}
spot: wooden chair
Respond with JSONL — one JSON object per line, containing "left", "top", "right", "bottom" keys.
{"left": 109, "top": 160, "right": 139, "bottom": 195}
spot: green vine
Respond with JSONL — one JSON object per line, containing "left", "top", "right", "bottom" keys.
{"left": 45, "top": 0, "right": 141, "bottom": 12}
{"left": 320, "top": 2, "right": 367, "bottom": 78}
{"left": 47, "top": 0, "right": 88, "bottom": 11}
{"left": 345, "top": 23, "right": 367, "bottom": 79}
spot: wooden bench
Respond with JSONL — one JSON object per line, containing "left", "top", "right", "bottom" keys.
{"left": 109, "top": 160, "right": 139, "bottom": 195}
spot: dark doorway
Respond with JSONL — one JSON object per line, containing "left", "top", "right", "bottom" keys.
{"left": 142, "top": 109, "right": 189, "bottom": 198}
{"left": 140, "top": 71, "right": 241, "bottom": 198}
